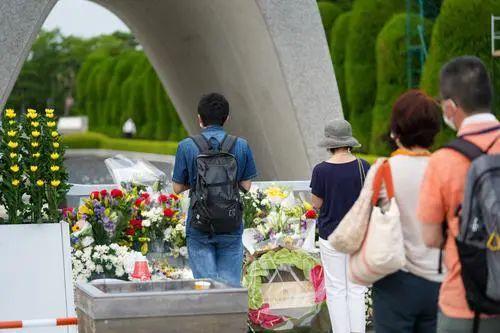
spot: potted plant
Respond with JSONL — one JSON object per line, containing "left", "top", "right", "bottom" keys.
{"left": 0, "top": 108, "right": 74, "bottom": 333}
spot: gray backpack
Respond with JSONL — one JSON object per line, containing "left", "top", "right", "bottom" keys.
{"left": 445, "top": 127, "right": 500, "bottom": 332}
{"left": 189, "top": 134, "right": 242, "bottom": 234}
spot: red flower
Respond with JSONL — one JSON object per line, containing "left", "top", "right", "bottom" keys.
{"left": 110, "top": 189, "right": 123, "bottom": 198}
{"left": 135, "top": 197, "right": 145, "bottom": 207}
{"left": 90, "top": 191, "right": 100, "bottom": 200}
{"left": 163, "top": 208, "right": 175, "bottom": 218}
{"left": 130, "top": 219, "right": 142, "bottom": 229}
{"left": 158, "top": 194, "right": 168, "bottom": 203}
{"left": 126, "top": 228, "right": 136, "bottom": 236}
{"left": 169, "top": 194, "right": 179, "bottom": 201}
{"left": 62, "top": 207, "right": 74, "bottom": 217}
{"left": 305, "top": 210, "right": 317, "bottom": 219}
{"left": 141, "top": 192, "right": 150, "bottom": 199}
{"left": 100, "top": 189, "right": 108, "bottom": 197}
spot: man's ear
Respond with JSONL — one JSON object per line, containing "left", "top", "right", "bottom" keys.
{"left": 197, "top": 114, "right": 204, "bottom": 128}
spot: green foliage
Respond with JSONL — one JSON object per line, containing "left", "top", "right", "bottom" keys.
{"left": 62, "top": 132, "right": 179, "bottom": 155}
{"left": 371, "top": 14, "right": 433, "bottom": 155}
{"left": 317, "top": 1, "right": 344, "bottom": 40}
{"left": 420, "top": 0, "right": 500, "bottom": 144}
{"left": 344, "top": 0, "right": 405, "bottom": 150}
{"left": 329, "top": 11, "right": 352, "bottom": 119}
{"left": 318, "top": 0, "right": 353, "bottom": 11}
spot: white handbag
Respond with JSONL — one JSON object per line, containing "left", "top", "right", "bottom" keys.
{"left": 328, "top": 159, "right": 384, "bottom": 253}
{"left": 348, "top": 160, "right": 406, "bottom": 286}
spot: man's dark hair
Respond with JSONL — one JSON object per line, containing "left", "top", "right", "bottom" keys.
{"left": 440, "top": 56, "right": 492, "bottom": 114}
{"left": 198, "top": 93, "right": 229, "bottom": 126}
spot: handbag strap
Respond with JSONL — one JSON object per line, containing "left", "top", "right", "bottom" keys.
{"left": 371, "top": 160, "right": 395, "bottom": 206}
{"left": 357, "top": 158, "right": 366, "bottom": 185}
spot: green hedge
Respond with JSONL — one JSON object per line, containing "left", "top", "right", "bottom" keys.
{"left": 370, "top": 13, "right": 432, "bottom": 155}
{"left": 344, "top": 0, "right": 405, "bottom": 150}
{"left": 329, "top": 11, "right": 352, "bottom": 119}
{"left": 420, "top": 0, "right": 500, "bottom": 145}
{"left": 62, "top": 132, "right": 179, "bottom": 155}
{"left": 318, "top": 1, "right": 344, "bottom": 40}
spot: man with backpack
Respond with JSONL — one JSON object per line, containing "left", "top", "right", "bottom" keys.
{"left": 172, "top": 93, "right": 257, "bottom": 287}
{"left": 419, "top": 56, "right": 500, "bottom": 332}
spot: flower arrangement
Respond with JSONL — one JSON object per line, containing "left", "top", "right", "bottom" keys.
{"left": 66, "top": 187, "right": 187, "bottom": 258}
{"left": 71, "top": 243, "right": 143, "bottom": 283}
{"left": 242, "top": 188, "right": 270, "bottom": 228}
{"left": 0, "top": 108, "right": 69, "bottom": 224}
{"left": 75, "top": 188, "right": 133, "bottom": 246}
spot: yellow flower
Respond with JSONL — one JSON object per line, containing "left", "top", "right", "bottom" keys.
{"left": 31, "top": 142, "right": 39, "bottom": 148}
{"left": 31, "top": 130, "right": 41, "bottom": 138}
{"left": 26, "top": 109, "right": 38, "bottom": 119}
{"left": 7, "top": 130, "right": 17, "bottom": 137}
{"left": 36, "top": 180, "right": 44, "bottom": 187}
{"left": 7, "top": 141, "right": 18, "bottom": 149}
{"left": 71, "top": 224, "right": 80, "bottom": 232}
{"left": 12, "top": 179, "right": 20, "bottom": 187}
{"left": 46, "top": 113, "right": 54, "bottom": 119}
{"left": 30, "top": 166, "right": 38, "bottom": 172}
{"left": 8, "top": 120, "right": 15, "bottom": 125}
{"left": 303, "top": 201, "right": 313, "bottom": 211}
{"left": 51, "top": 180, "right": 61, "bottom": 187}
{"left": 31, "top": 121, "right": 39, "bottom": 127}
{"left": 5, "top": 109, "right": 16, "bottom": 119}
{"left": 10, "top": 165, "right": 19, "bottom": 173}
{"left": 33, "top": 152, "right": 41, "bottom": 158}
{"left": 47, "top": 121, "right": 56, "bottom": 127}
{"left": 53, "top": 142, "right": 60, "bottom": 148}
{"left": 51, "top": 131, "right": 59, "bottom": 138}
{"left": 50, "top": 165, "right": 60, "bottom": 172}
{"left": 9, "top": 152, "right": 17, "bottom": 159}
{"left": 45, "top": 108, "right": 54, "bottom": 114}
{"left": 50, "top": 153, "right": 59, "bottom": 160}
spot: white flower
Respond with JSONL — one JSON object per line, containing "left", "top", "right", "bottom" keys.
{"left": 142, "top": 219, "right": 151, "bottom": 227}
{"left": 81, "top": 236, "right": 94, "bottom": 247}
{"left": 175, "top": 223, "right": 184, "bottom": 232}
{"left": 179, "top": 246, "right": 188, "bottom": 257}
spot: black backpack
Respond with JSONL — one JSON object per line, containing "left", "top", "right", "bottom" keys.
{"left": 189, "top": 134, "right": 242, "bottom": 234}
{"left": 444, "top": 126, "right": 500, "bottom": 332}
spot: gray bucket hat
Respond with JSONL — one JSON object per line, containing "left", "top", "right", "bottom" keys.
{"left": 318, "top": 118, "right": 361, "bottom": 149}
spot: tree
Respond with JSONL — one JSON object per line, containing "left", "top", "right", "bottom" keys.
{"left": 371, "top": 13, "right": 432, "bottom": 155}
{"left": 344, "top": 0, "right": 405, "bottom": 150}
{"left": 329, "top": 11, "right": 352, "bottom": 119}
{"left": 317, "top": 1, "right": 344, "bottom": 40}
{"left": 420, "top": 0, "right": 500, "bottom": 144}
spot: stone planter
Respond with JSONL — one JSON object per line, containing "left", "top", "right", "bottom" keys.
{"left": 0, "top": 222, "right": 75, "bottom": 333}
{"left": 76, "top": 279, "right": 248, "bottom": 333}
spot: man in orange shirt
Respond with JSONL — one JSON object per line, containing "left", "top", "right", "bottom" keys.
{"left": 419, "top": 56, "right": 500, "bottom": 332}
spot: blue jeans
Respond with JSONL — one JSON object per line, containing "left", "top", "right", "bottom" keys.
{"left": 186, "top": 224, "right": 244, "bottom": 287}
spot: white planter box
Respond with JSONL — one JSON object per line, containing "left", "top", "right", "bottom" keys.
{"left": 0, "top": 222, "right": 75, "bottom": 333}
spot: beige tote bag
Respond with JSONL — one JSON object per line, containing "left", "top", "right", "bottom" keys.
{"left": 328, "top": 159, "right": 384, "bottom": 254}
{"left": 348, "top": 161, "right": 405, "bottom": 286}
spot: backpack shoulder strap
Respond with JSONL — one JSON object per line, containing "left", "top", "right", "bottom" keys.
{"left": 444, "top": 138, "right": 483, "bottom": 161}
{"left": 190, "top": 135, "right": 210, "bottom": 154}
{"left": 220, "top": 134, "right": 238, "bottom": 153}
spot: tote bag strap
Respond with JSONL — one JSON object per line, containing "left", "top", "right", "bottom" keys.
{"left": 371, "top": 160, "right": 395, "bottom": 206}
{"left": 357, "top": 158, "right": 366, "bottom": 185}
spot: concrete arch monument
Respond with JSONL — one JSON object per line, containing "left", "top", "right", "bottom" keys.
{"left": 0, "top": 0, "right": 343, "bottom": 180}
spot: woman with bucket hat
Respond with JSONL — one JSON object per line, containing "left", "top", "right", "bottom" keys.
{"left": 310, "top": 118, "right": 370, "bottom": 333}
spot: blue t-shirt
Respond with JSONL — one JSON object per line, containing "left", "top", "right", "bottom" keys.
{"left": 172, "top": 125, "right": 258, "bottom": 230}
{"left": 310, "top": 159, "right": 370, "bottom": 240}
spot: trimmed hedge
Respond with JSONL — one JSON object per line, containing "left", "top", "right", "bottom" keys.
{"left": 420, "top": 0, "right": 500, "bottom": 145}
{"left": 329, "top": 11, "right": 352, "bottom": 119}
{"left": 62, "top": 132, "right": 178, "bottom": 155}
{"left": 370, "top": 13, "right": 433, "bottom": 155}
{"left": 345, "top": 0, "right": 405, "bottom": 150}
{"left": 318, "top": 1, "right": 344, "bottom": 40}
